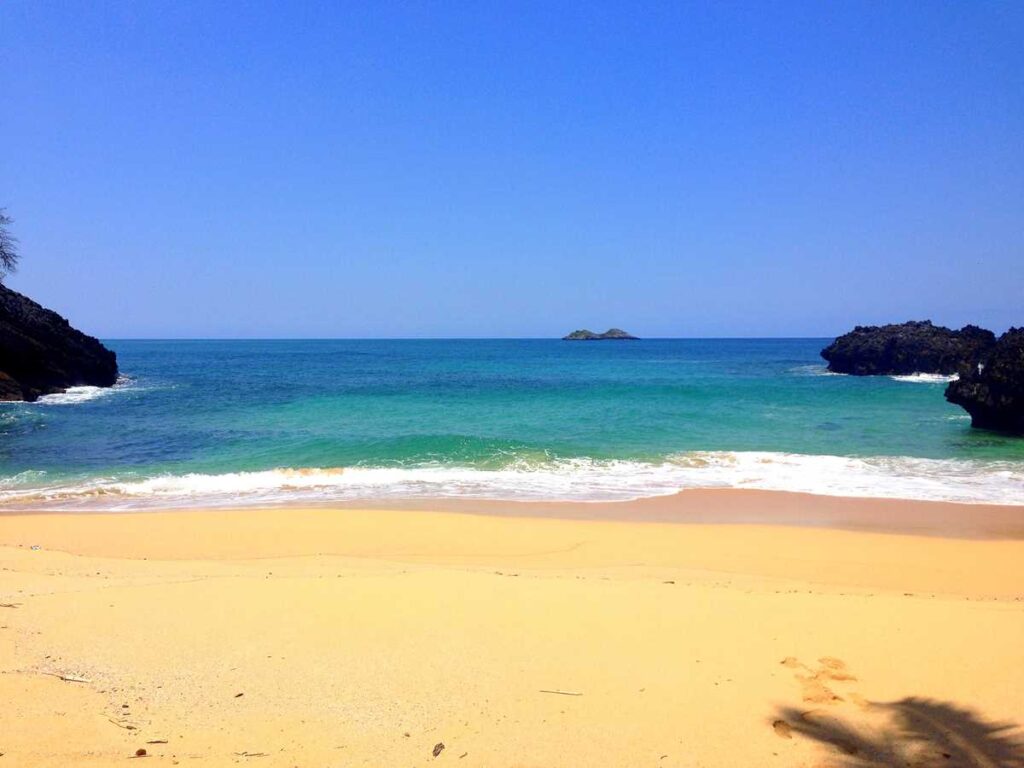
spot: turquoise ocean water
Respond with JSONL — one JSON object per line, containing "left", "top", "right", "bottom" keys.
{"left": 1, "top": 339, "right": 1022, "bottom": 509}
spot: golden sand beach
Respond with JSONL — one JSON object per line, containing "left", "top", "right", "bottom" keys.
{"left": 1, "top": 491, "right": 1022, "bottom": 767}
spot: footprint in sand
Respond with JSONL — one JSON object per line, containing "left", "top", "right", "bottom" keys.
{"left": 795, "top": 709, "right": 861, "bottom": 755}
{"left": 799, "top": 676, "right": 844, "bottom": 705}
{"left": 770, "top": 665, "right": 1024, "bottom": 768}
{"left": 772, "top": 719, "right": 793, "bottom": 739}
{"left": 848, "top": 691, "right": 871, "bottom": 711}
{"left": 779, "top": 656, "right": 860, "bottom": 706}
{"left": 772, "top": 658, "right": 869, "bottom": 755}
{"left": 818, "top": 656, "right": 858, "bottom": 682}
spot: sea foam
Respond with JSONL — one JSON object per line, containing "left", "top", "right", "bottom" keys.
{"left": 34, "top": 376, "right": 137, "bottom": 405}
{"left": 2, "top": 452, "right": 1021, "bottom": 510}
{"left": 889, "top": 373, "right": 959, "bottom": 384}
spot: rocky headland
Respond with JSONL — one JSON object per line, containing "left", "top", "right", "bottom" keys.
{"left": 0, "top": 284, "right": 118, "bottom": 401}
{"left": 820, "top": 320, "right": 995, "bottom": 376}
{"left": 563, "top": 328, "right": 639, "bottom": 341}
{"left": 945, "top": 328, "right": 1024, "bottom": 434}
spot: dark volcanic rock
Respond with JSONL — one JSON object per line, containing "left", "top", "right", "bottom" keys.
{"left": 820, "top": 321, "right": 995, "bottom": 376}
{"left": 0, "top": 284, "right": 118, "bottom": 401}
{"left": 563, "top": 327, "right": 639, "bottom": 341}
{"left": 945, "top": 328, "right": 1024, "bottom": 433}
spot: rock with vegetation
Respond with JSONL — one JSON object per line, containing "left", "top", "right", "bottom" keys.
{"left": 945, "top": 328, "right": 1024, "bottom": 433}
{"left": 820, "top": 320, "right": 995, "bottom": 376}
{"left": 0, "top": 284, "right": 119, "bottom": 402}
{"left": 562, "top": 328, "right": 639, "bottom": 341}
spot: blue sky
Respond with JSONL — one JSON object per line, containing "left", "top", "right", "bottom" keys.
{"left": 2, "top": 1, "right": 1021, "bottom": 338}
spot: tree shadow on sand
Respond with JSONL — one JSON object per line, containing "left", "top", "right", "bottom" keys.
{"left": 774, "top": 697, "right": 1024, "bottom": 768}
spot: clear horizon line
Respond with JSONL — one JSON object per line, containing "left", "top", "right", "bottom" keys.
{"left": 100, "top": 335, "right": 837, "bottom": 341}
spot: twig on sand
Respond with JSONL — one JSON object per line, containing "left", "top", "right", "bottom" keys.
{"left": 539, "top": 689, "right": 583, "bottom": 696}
{"left": 0, "top": 603, "right": 20, "bottom": 608}
{"left": 43, "top": 672, "right": 91, "bottom": 684}
{"left": 106, "top": 717, "right": 137, "bottom": 730}
{"left": 233, "top": 752, "right": 268, "bottom": 758}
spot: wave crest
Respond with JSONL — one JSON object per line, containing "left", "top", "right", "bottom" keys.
{"left": 34, "top": 376, "right": 138, "bottom": 405}
{"left": 1, "top": 452, "right": 1021, "bottom": 510}
{"left": 890, "top": 373, "right": 959, "bottom": 384}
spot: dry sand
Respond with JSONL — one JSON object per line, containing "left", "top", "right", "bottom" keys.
{"left": 1, "top": 491, "right": 1022, "bottom": 766}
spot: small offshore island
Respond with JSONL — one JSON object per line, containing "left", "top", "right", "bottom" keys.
{"left": 562, "top": 327, "right": 639, "bottom": 340}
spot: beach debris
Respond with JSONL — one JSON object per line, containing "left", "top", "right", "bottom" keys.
{"left": 233, "top": 752, "right": 268, "bottom": 758}
{"left": 234, "top": 692, "right": 244, "bottom": 698}
{"left": 459, "top": 752, "right": 468, "bottom": 758}
{"left": 43, "top": 672, "right": 90, "bottom": 683}
{"left": 432, "top": 742, "right": 445, "bottom": 757}
{"left": 146, "top": 740, "right": 168, "bottom": 744}
{"left": 539, "top": 689, "right": 582, "bottom": 696}
{"left": 134, "top": 748, "right": 148, "bottom": 757}
{"left": 106, "top": 717, "right": 136, "bottom": 730}
{"left": 0, "top": 603, "right": 19, "bottom": 608}
{"left": 30, "top": 545, "right": 41, "bottom": 551}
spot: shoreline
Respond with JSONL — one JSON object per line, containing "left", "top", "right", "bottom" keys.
{"left": 325, "top": 488, "right": 1024, "bottom": 539}
{"left": 4, "top": 487, "right": 1024, "bottom": 539}
{"left": 3, "top": 502, "right": 1024, "bottom": 600}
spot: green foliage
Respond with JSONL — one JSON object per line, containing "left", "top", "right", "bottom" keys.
{"left": 0, "top": 208, "right": 19, "bottom": 281}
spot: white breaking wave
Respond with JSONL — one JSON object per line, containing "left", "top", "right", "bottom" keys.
{"left": 890, "top": 373, "right": 959, "bottom": 384}
{"left": 788, "top": 365, "right": 845, "bottom": 377}
{"left": 1, "top": 452, "right": 1022, "bottom": 510}
{"left": 34, "top": 376, "right": 137, "bottom": 405}
{"left": 789, "top": 366, "right": 959, "bottom": 384}
{"left": 36, "top": 386, "right": 117, "bottom": 405}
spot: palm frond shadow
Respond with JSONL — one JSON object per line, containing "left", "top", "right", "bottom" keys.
{"left": 776, "top": 697, "right": 1024, "bottom": 768}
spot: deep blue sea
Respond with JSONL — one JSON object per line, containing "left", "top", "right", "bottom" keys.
{"left": 2, "top": 339, "right": 1022, "bottom": 509}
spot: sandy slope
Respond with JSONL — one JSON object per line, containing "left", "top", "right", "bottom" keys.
{"left": 1, "top": 500, "right": 1022, "bottom": 766}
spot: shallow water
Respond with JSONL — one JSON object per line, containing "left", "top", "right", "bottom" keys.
{"left": 1, "top": 339, "right": 1021, "bottom": 508}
